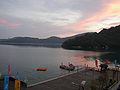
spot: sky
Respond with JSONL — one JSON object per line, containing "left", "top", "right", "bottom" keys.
{"left": 0, "top": 0, "right": 120, "bottom": 39}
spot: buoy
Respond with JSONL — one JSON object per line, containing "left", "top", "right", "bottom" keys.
{"left": 36, "top": 68, "right": 47, "bottom": 71}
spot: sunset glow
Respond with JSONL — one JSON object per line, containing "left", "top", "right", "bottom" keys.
{"left": 63, "top": 0, "right": 120, "bottom": 33}
{"left": 0, "top": 18, "right": 21, "bottom": 28}
{"left": 0, "top": 0, "right": 120, "bottom": 38}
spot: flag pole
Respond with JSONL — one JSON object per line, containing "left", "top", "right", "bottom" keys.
{"left": 8, "top": 64, "right": 10, "bottom": 77}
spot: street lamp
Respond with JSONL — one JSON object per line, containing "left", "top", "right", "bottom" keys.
{"left": 72, "top": 80, "right": 86, "bottom": 90}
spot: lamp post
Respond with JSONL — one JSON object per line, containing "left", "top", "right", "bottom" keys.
{"left": 72, "top": 81, "right": 86, "bottom": 90}
{"left": 116, "top": 65, "right": 119, "bottom": 81}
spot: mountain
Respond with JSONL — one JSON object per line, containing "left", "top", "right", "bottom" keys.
{"left": 62, "top": 25, "right": 120, "bottom": 51}
{"left": 0, "top": 36, "right": 63, "bottom": 43}
{"left": 0, "top": 34, "right": 82, "bottom": 47}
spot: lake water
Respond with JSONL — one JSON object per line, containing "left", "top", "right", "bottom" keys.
{"left": 0, "top": 45, "right": 119, "bottom": 85}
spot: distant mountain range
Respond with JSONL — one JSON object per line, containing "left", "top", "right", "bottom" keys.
{"left": 0, "top": 34, "right": 84, "bottom": 47}
{"left": 1, "top": 25, "right": 120, "bottom": 50}
{"left": 62, "top": 25, "right": 120, "bottom": 51}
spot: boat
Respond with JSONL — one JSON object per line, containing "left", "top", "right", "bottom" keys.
{"left": 60, "top": 63, "right": 75, "bottom": 71}
{"left": 60, "top": 65, "right": 69, "bottom": 69}
{"left": 36, "top": 68, "right": 47, "bottom": 71}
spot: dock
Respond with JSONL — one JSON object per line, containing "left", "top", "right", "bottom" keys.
{"left": 0, "top": 68, "right": 120, "bottom": 90}
{"left": 27, "top": 68, "right": 100, "bottom": 90}
{"left": 27, "top": 68, "right": 120, "bottom": 90}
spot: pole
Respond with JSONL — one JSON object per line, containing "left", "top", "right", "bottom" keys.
{"left": 82, "top": 86, "right": 84, "bottom": 90}
{"left": 117, "top": 69, "right": 119, "bottom": 81}
{"left": 8, "top": 64, "right": 10, "bottom": 77}
{"left": 78, "top": 85, "right": 80, "bottom": 90}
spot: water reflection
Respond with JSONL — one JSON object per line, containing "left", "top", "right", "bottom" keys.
{"left": 81, "top": 52, "right": 120, "bottom": 67}
{"left": 0, "top": 45, "right": 119, "bottom": 85}
{"left": 99, "top": 52, "right": 120, "bottom": 64}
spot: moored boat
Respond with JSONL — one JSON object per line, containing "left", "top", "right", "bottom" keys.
{"left": 60, "top": 63, "right": 75, "bottom": 71}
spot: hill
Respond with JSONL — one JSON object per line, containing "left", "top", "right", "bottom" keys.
{"left": 62, "top": 25, "right": 120, "bottom": 51}
{"left": 0, "top": 35, "right": 82, "bottom": 47}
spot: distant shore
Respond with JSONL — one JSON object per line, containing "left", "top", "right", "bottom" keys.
{"left": 1, "top": 43, "right": 120, "bottom": 52}
{"left": 0, "top": 42, "right": 62, "bottom": 48}
{"left": 62, "top": 46, "right": 120, "bottom": 52}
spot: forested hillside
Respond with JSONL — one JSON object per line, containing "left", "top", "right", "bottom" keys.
{"left": 62, "top": 25, "right": 120, "bottom": 51}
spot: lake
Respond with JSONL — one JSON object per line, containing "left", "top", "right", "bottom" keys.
{"left": 0, "top": 45, "right": 119, "bottom": 85}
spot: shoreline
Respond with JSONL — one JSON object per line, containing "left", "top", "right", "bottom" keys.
{"left": 1, "top": 67, "right": 120, "bottom": 90}
{"left": 27, "top": 67, "right": 98, "bottom": 90}
{"left": 27, "top": 68, "right": 120, "bottom": 90}
{"left": 62, "top": 47, "right": 120, "bottom": 52}
{"left": 27, "top": 68, "right": 85, "bottom": 87}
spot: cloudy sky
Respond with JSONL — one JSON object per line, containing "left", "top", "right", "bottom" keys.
{"left": 0, "top": 0, "right": 120, "bottom": 39}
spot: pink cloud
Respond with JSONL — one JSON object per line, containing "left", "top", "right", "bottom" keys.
{"left": 63, "top": 0, "right": 120, "bottom": 31}
{"left": 57, "top": 33, "right": 78, "bottom": 38}
{"left": 0, "top": 18, "right": 22, "bottom": 28}
{"left": 109, "top": 22, "right": 120, "bottom": 26}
